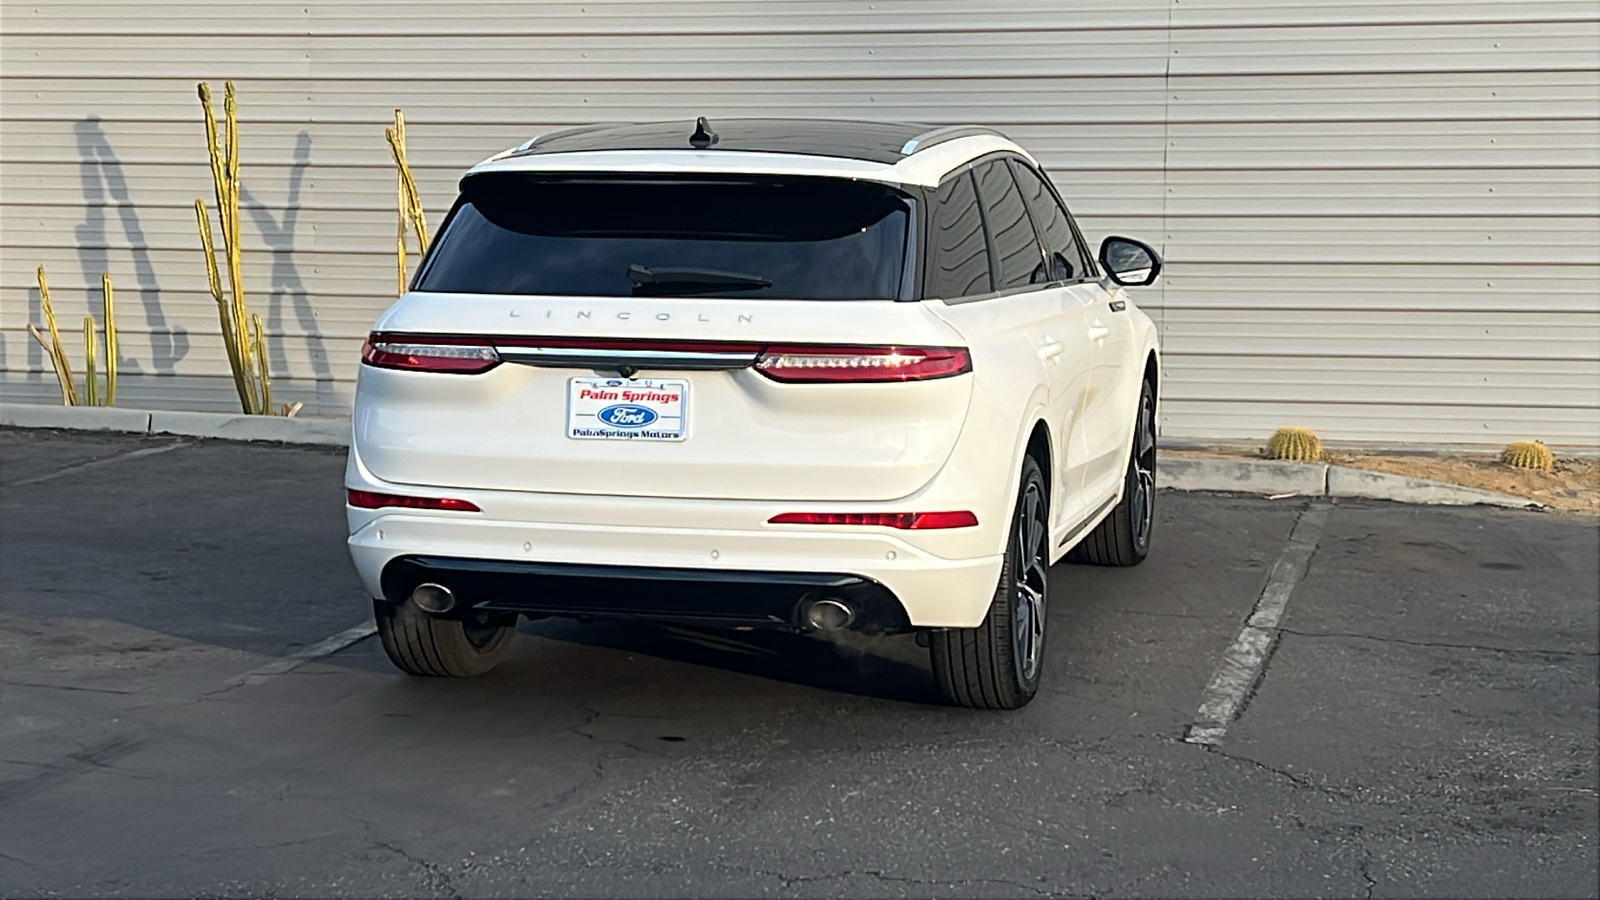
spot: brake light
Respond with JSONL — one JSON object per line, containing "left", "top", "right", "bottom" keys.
{"left": 768, "top": 510, "right": 978, "bottom": 529}
{"left": 346, "top": 489, "right": 481, "bottom": 512}
{"left": 755, "top": 346, "right": 971, "bottom": 383}
{"left": 362, "top": 338, "right": 500, "bottom": 374}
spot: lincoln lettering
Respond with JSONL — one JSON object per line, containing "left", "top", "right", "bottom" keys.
{"left": 536, "top": 309, "right": 753, "bottom": 324}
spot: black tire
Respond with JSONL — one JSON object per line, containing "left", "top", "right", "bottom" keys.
{"left": 930, "top": 455, "right": 1049, "bottom": 710}
{"left": 1068, "top": 377, "right": 1156, "bottom": 567}
{"left": 374, "top": 598, "right": 515, "bottom": 677}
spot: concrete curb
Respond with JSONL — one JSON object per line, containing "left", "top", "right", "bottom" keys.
{"left": 1, "top": 402, "right": 349, "bottom": 447}
{"left": 0, "top": 402, "right": 1543, "bottom": 509}
{"left": 1159, "top": 456, "right": 1329, "bottom": 496}
{"left": 1160, "top": 454, "right": 1540, "bottom": 510}
{"left": 148, "top": 410, "right": 350, "bottom": 445}
{"left": 0, "top": 402, "right": 154, "bottom": 433}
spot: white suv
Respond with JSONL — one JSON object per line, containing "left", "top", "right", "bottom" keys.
{"left": 346, "top": 119, "right": 1162, "bottom": 709}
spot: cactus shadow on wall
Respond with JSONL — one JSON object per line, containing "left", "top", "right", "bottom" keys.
{"left": 238, "top": 131, "right": 333, "bottom": 410}
{"left": 72, "top": 116, "right": 188, "bottom": 378}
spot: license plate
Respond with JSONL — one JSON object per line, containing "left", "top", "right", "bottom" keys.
{"left": 567, "top": 377, "right": 687, "bottom": 441}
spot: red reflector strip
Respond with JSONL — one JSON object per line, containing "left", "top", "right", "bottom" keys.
{"left": 361, "top": 338, "right": 500, "bottom": 374}
{"left": 755, "top": 345, "right": 971, "bottom": 383}
{"left": 346, "top": 489, "right": 481, "bottom": 512}
{"left": 767, "top": 510, "right": 978, "bottom": 529}
{"left": 908, "top": 510, "right": 982, "bottom": 529}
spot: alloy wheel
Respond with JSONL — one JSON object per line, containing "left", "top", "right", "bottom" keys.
{"left": 1012, "top": 478, "right": 1049, "bottom": 682}
{"left": 1131, "top": 388, "right": 1156, "bottom": 549}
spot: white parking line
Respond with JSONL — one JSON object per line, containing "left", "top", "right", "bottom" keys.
{"left": 219, "top": 622, "right": 378, "bottom": 689}
{"left": 1185, "top": 501, "right": 1330, "bottom": 745}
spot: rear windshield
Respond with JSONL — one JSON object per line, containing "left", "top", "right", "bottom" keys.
{"left": 416, "top": 174, "right": 912, "bottom": 300}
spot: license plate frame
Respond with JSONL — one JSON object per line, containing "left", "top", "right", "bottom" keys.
{"left": 567, "top": 377, "right": 688, "bottom": 442}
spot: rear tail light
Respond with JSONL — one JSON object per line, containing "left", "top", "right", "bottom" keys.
{"left": 754, "top": 345, "right": 971, "bottom": 383}
{"left": 362, "top": 338, "right": 500, "bottom": 374}
{"left": 360, "top": 333, "right": 971, "bottom": 382}
{"left": 768, "top": 510, "right": 978, "bottom": 529}
{"left": 346, "top": 489, "right": 481, "bottom": 512}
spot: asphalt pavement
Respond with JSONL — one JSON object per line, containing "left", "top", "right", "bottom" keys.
{"left": 1, "top": 427, "right": 1596, "bottom": 898}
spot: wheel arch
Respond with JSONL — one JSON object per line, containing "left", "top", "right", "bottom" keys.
{"left": 1024, "top": 418, "right": 1052, "bottom": 502}
{"left": 1143, "top": 350, "right": 1159, "bottom": 397}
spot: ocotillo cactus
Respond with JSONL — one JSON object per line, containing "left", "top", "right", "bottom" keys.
{"left": 27, "top": 265, "right": 78, "bottom": 405}
{"left": 83, "top": 316, "right": 99, "bottom": 406}
{"left": 26, "top": 265, "right": 117, "bottom": 406}
{"left": 101, "top": 273, "right": 117, "bottom": 406}
{"left": 386, "top": 108, "right": 429, "bottom": 295}
{"left": 1500, "top": 440, "right": 1555, "bottom": 472}
{"left": 195, "top": 80, "right": 272, "bottom": 415}
{"left": 1265, "top": 426, "right": 1325, "bottom": 462}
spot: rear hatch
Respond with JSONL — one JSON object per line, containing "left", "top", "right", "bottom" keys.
{"left": 353, "top": 172, "right": 973, "bottom": 502}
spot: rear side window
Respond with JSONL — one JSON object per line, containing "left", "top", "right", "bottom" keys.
{"left": 417, "top": 175, "right": 911, "bottom": 300}
{"left": 1010, "top": 161, "right": 1087, "bottom": 282}
{"left": 928, "top": 171, "right": 992, "bottom": 299}
{"left": 975, "top": 160, "right": 1048, "bottom": 291}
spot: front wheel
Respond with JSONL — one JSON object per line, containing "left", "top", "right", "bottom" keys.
{"left": 374, "top": 598, "right": 515, "bottom": 677}
{"left": 1067, "top": 377, "right": 1156, "bottom": 567}
{"left": 929, "top": 455, "right": 1049, "bottom": 709}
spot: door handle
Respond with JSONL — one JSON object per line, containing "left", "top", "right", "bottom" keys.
{"left": 1038, "top": 341, "right": 1064, "bottom": 361}
{"left": 1086, "top": 322, "right": 1110, "bottom": 342}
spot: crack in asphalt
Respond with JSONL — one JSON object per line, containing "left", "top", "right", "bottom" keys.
{"left": 1277, "top": 628, "right": 1599, "bottom": 658}
{"left": 708, "top": 860, "right": 1070, "bottom": 896}
{"left": 1359, "top": 858, "right": 1377, "bottom": 899}
{"left": 372, "top": 840, "right": 461, "bottom": 898}
{"left": 1200, "top": 744, "right": 1346, "bottom": 801}
{"left": 2, "top": 439, "right": 191, "bottom": 487}
{"left": 570, "top": 702, "right": 673, "bottom": 757}
{"left": 1105, "top": 608, "right": 1217, "bottom": 621}
{"left": 2, "top": 679, "right": 139, "bottom": 695}
{"left": 0, "top": 848, "right": 39, "bottom": 869}
{"left": 0, "top": 734, "right": 147, "bottom": 806}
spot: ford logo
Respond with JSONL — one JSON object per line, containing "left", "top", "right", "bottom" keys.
{"left": 596, "top": 404, "right": 658, "bottom": 428}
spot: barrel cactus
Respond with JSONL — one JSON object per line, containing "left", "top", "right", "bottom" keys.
{"left": 1265, "top": 427, "right": 1325, "bottom": 462}
{"left": 1500, "top": 440, "right": 1554, "bottom": 473}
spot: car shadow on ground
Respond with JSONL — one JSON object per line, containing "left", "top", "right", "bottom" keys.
{"left": 330, "top": 566, "right": 1116, "bottom": 710}
{"left": 520, "top": 617, "right": 943, "bottom": 705}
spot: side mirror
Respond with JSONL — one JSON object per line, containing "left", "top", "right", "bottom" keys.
{"left": 1099, "top": 236, "right": 1162, "bottom": 287}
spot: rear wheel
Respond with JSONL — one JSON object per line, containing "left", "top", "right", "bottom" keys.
{"left": 374, "top": 598, "right": 515, "bottom": 677}
{"left": 1068, "top": 377, "right": 1156, "bottom": 567}
{"left": 930, "top": 456, "right": 1048, "bottom": 709}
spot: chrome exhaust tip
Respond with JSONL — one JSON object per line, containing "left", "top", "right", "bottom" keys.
{"left": 410, "top": 582, "right": 455, "bottom": 614}
{"left": 803, "top": 597, "right": 855, "bottom": 631}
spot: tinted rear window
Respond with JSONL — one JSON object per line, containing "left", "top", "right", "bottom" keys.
{"left": 417, "top": 175, "right": 912, "bottom": 300}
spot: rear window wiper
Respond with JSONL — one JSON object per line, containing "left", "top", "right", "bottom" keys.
{"left": 627, "top": 263, "right": 773, "bottom": 296}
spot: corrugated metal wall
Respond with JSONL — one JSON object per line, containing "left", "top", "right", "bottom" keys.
{"left": 3, "top": 0, "right": 1598, "bottom": 447}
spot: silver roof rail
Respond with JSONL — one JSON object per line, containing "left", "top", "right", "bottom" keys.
{"left": 899, "top": 125, "right": 1005, "bottom": 156}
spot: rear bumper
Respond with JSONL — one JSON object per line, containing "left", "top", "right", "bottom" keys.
{"left": 379, "top": 555, "right": 911, "bottom": 632}
{"left": 346, "top": 434, "right": 1009, "bottom": 628}
{"left": 347, "top": 510, "right": 1003, "bottom": 629}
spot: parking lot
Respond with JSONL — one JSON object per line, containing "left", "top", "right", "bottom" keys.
{"left": 1, "top": 427, "right": 1595, "bottom": 898}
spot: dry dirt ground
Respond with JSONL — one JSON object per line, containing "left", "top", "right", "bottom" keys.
{"left": 1164, "top": 447, "right": 1600, "bottom": 513}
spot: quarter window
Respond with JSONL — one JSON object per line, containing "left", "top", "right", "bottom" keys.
{"left": 975, "top": 160, "right": 1048, "bottom": 291}
{"left": 928, "top": 171, "right": 993, "bottom": 299}
{"left": 1010, "top": 161, "right": 1088, "bottom": 283}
